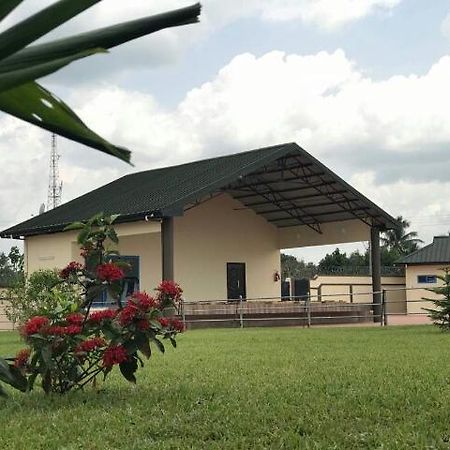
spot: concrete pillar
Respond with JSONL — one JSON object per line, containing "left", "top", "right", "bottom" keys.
{"left": 370, "top": 226, "right": 382, "bottom": 322}
{"left": 161, "top": 217, "right": 174, "bottom": 281}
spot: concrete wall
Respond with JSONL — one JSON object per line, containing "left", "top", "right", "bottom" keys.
{"left": 405, "top": 264, "right": 448, "bottom": 314}
{"left": 174, "top": 194, "right": 281, "bottom": 301}
{"left": 309, "top": 275, "right": 406, "bottom": 314}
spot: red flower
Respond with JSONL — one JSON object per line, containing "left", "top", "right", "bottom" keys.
{"left": 102, "top": 345, "right": 128, "bottom": 367}
{"left": 156, "top": 280, "right": 183, "bottom": 303}
{"left": 88, "top": 309, "right": 117, "bottom": 324}
{"left": 66, "top": 313, "right": 84, "bottom": 326}
{"left": 96, "top": 263, "right": 124, "bottom": 282}
{"left": 158, "top": 317, "right": 169, "bottom": 327}
{"left": 60, "top": 261, "right": 83, "bottom": 279}
{"left": 137, "top": 319, "right": 150, "bottom": 331}
{"left": 47, "top": 325, "right": 82, "bottom": 336}
{"left": 169, "top": 318, "right": 185, "bottom": 333}
{"left": 13, "top": 348, "right": 31, "bottom": 369}
{"left": 75, "top": 337, "right": 106, "bottom": 354}
{"left": 128, "top": 292, "right": 157, "bottom": 311}
{"left": 118, "top": 304, "right": 138, "bottom": 326}
{"left": 22, "top": 316, "right": 49, "bottom": 336}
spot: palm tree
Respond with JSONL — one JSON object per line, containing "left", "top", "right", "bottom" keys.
{"left": 0, "top": 1, "right": 201, "bottom": 163}
{"left": 381, "top": 216, "right": 423, "bottom": 255}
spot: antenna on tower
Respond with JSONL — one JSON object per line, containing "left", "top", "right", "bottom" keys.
{"left": 47, "top": 133, "right": 63, "bottom": 210}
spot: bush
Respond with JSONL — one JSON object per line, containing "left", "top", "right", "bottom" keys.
{"left": 0, "top": 214, "right": 184, "bottom": 396}
{"left": 423, "top": 267, "right": 450, "bottom": 330}
{"left": 5, "top": 269, "right": 80, "bottom": 326}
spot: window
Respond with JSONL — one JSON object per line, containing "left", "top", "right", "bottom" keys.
{"left": 92, "top": 256, "right": 140, "bottom": 308}
{"left": 417, "top": 275, "right": 437, "bottom": 284}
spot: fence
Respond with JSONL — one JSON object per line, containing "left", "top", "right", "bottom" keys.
{"left": 180, "top": 287, "right": 435, "bottom": 329}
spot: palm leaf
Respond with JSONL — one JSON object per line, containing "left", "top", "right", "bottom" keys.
{"left": 0, "top": 0, "right": 23, "bottom": 22}
{"left": 0, "top": 48, "right": 104, "bottom": 93}
{"left": 0, "top": 81, "right": 131, "bottom": 162}
{"left": 0, "top": 3, "right": 202, "bottom": 74}
{"left": 0, "top": 0, "right": 101, "bottom": 61}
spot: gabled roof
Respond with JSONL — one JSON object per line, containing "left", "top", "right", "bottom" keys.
{"left": 1, "top": 142, "right": 399, "bottom": 238}
{"left": 398, "top": 236, "right": 450, "bottom": 265}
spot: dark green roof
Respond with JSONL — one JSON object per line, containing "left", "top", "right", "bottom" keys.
{"left": 398, "top": 236, "right": 450, "bottom": 265}
{"left": 1, "top": 142, "right": 399, "bottom": 238}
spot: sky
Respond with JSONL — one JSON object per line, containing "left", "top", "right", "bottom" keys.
{"left": 0, "top": 0, "right": 450, "bottom": 263}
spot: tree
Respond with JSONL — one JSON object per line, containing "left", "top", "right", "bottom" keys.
{"left": 281, "top": 254, "right": 317, "bottom": 280}
{"left": 422, "top": 268, "right": 450, "bottom": 331}
{"left": 318, "top": 248, "right": 349, "bottom": 272}
{"left": 381, "top": 216, "right": 423, "bottom": 255}
{"left": 0, "top": 1, "right": 201, "bottom": 163}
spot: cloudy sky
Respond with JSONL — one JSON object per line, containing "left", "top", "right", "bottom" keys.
{"left": 1, "top": 0, "right": 449, "bottom": 263}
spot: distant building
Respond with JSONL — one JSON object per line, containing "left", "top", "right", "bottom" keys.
{"left": 398, "top": 236, "right": 450, "bottom": 314}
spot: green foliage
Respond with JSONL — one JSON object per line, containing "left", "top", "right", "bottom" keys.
{"left": 0, "top": 1, "right": 201, "bottom": 162}
{"left": 381, "top": 215, "right": 423, "bottom": 255}
{"left": 281, "top": 254, "right": 317, "bottom": 280}
{"left": 0, "top": 246, "right": 24, "bottom": 288}
{"left": 5, "top": 269, "right": 79, "bottom": 325}
{"left": 423, "top": 268, "right": 450, "bottom": 331}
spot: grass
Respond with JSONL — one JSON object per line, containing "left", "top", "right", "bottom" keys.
{"left": 1, "top": 325, "right": 450, "bottom": 449}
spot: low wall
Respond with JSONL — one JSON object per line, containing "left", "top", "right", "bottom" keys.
{"left": 183, "top": 301, "right": 373, "bottom": 329}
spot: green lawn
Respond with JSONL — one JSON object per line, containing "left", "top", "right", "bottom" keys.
{"left": 1, "top": 326, "right": 450, "bottom": 449}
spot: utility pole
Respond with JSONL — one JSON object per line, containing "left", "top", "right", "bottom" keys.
{"left": 47, "top": 133, "right": 63, "bottom": 210}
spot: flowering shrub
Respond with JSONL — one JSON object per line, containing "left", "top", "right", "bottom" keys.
{"left": 0, "top": 214, "right": 184, "bottom": 396}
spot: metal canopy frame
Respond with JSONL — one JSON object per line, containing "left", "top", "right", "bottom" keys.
{"left": 224, "top": 151, "right": 393, "bottom": 234}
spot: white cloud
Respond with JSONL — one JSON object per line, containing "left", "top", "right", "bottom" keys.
{"left": 2, "top": 47, "right": 450, "bottom": 255}
{"left": 441, "top": 12, "right": 450, "bottom": 39}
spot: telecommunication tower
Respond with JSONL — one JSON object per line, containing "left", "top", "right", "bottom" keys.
{"left": 47, "top": 133, "right": 63, "bottom": 210}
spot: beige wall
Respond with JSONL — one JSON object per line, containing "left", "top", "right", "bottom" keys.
{"left": 174, "top": 194, "right": 281, "bottom": 301}
{"left": 309, "top": 275, "right": 406, "bottom": 314}
{"left": 405, "top": 264, "right": 448, "bottom": 314}
{"left": 25, "top": 222, "right": 161, "bottom": 293}
{"left": 279, "top": 219, "right": 370, "bottom": 249}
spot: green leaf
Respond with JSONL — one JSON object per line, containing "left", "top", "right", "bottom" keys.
{"left": 0, "top": 4, "right": 201, "bottom": 74}
{"left": 0, "top": 0, "right": 23, "bottom": 22}
{"left": 109, "top": 214, "right": 121, "bottom": 224}
{"left": 107, "top": 228, "right": 119, "bottom": 244}
{"left": 0, "top": 382, "right": 7, "bottom": 397}
{"left": 77, "top": 225, "right": 92, "bottom": 245}
{"left": 169, "top": 336, "right": 177, "bottom": 348}
{"left": 151, "top": 337, "right": 165, "bottom": 354}
{"left": 64, "top": 222, "right": 88, "bottom": 231}
{"left": 119, "top": 357, "right": 138, "bottom": 384}
{"left": 137, "top": 336, "right": 151, "bottom": 359}
{"left": 0, "top": 0, "right": 101, "bottom": 61}
{"left": 0, "top": 82, "right": 131, "bottom": 162}
{"left": 0, "top": 358, "right": 27, "bottom": 392}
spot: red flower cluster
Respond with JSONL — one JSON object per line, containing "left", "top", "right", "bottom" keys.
{"left": 14, "top": 348, "right": 31, "bottom": 369}
{"left": 96, "top": 263, "right": 124, "bottom": 282}
{"left": 102, "top": 345, "right": 128, "bottom": 367}
{"left": 137, "top": 319, "right": 150, "bottom": 331}
{"left": 60, "top": 261, "right": 83, "bottom": 279}
{"left": 129, "top": 292, "right": 157, "bottom": 311}
{"left": 88, "top": 309, "right": 117, "bottom": 324}
{"left": 22, "top": 316, "right": 49, "bottom": 336}
{"left": 75, "top": 337, "right": 106, "bottom": 354}
{"left": 66, "top": 313, "right": 84, "bottom": 326}
{"left": 158, "top": 316, "right": 184, "bottom": 332}
{"left": 47, "top": 325, "right": 82, "bottom": 336}
{"left": 118, "top": 304, "right": 138, "bottom": 326}
{"left": 156, "top": 280, "right": 183, "bottom": 303}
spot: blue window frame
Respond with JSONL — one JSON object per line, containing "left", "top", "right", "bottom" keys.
{"left": 92, "top": 255, "right": 140, "bottom": 308}
{"left": 417, "top": 275, "right": 437, "bottom": 284}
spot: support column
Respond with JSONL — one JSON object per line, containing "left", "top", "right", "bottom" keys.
{"left": 161, "top": 217, "right": 174, "bottom": 281}
{"left": 370, "top": 226, "right": 382, "bottom": 322}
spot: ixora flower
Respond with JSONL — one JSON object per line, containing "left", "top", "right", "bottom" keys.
{"left": 156, "top": 280, "right": 183, "bottom": 303}
{"left": 128, "top": 292, "right": 157, "bottom": 311}
{"left": 88, "top": 309, "right": 117, "bottom": 324}
{"left": 46, "top": 325, "right": 82, "bottom": 336}
{"left": 66, "top": 313, "right": 84, "bottom": 326}
{"left": 102, "top": 345, "right": 128, "bottom": 368}
{"left": 22, "top": 316, "right": 49, "bottom": 336}
{"left": 96, "top": 263, "right": 125, "bottom": 282}
{"left": 75, "top": 337, "right": 106, "bottom": 354}
{"left": 60, "top": 261, "right": 84, "bottom": 279}
{"left": 14, "top": 348, "right": 31, "bottom": 369}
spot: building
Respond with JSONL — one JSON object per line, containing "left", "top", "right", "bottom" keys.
{"left": 398, "top": 236, "right": 450, "bottom": 314}
{"left": 1, "top": 143, "right": 399, "bottom": 307}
